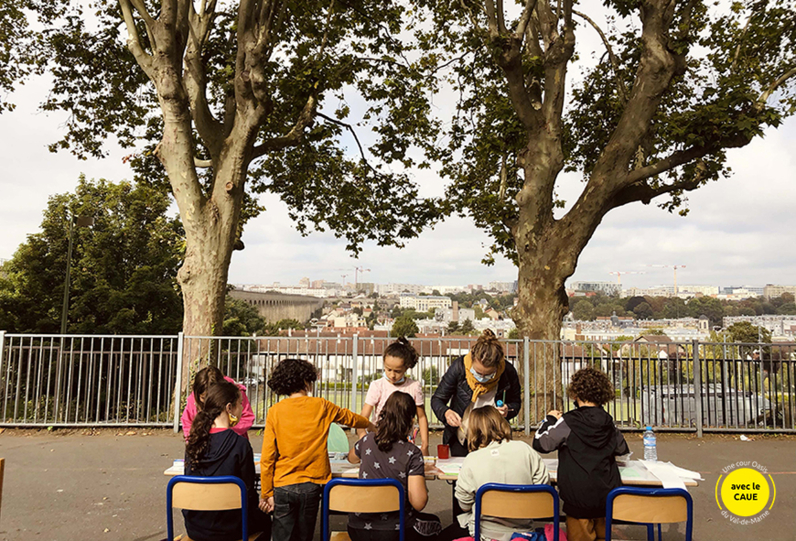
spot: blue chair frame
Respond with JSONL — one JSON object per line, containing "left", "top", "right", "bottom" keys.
{"left": 474, "top": 483, "right": 560, "bottom": 541}
{"left": 167, "top": 475, "right": 249, "bottom": 541}
{"left": 605, "top": 487, "right": 693, "bottom": 541}
{"left": 322, "top": 478, "right": 405, "bottom": 541}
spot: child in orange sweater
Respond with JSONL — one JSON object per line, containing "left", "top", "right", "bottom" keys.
{"left": 261, "top": 358, "right": 374, "bottom": 541}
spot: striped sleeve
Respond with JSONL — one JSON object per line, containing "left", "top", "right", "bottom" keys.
{"left": 532, "top": 415, "right": 570, "bottom": 453}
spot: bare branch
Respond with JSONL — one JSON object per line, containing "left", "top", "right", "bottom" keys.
{"left": 731, "top": 13, "right": 753, "bottom": 72}
{"left": 611, "top": 174, "right": 702, "bottom": 209}
{"left": 758, "top": 67, "right": 796, "bottom": 105}
{"left": 516, "top": 0, "right": 540, "bottom": 39}
{"left": 195, "top": 158, "right": 213, "bottom": 168}
{"left": 316, "top": 112, "right": 373, "bottom": 170}
{"left": 496, "top": 0, "right": 507, "bottom": 35}
{"left": 118, "top": 0, "right": 154, "bottom": 76}
{"left": 573, "top": 9, "right": 629, "bottom": 103}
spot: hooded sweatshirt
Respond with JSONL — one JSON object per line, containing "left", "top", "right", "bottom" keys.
{"left": 183, "top": 428, "right": 258, "bottom": 541}
{"left": 532, "top": 406, "right": 629, "bottom": 518}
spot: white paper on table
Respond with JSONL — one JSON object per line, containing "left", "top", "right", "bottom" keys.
{"left": 436, "top": 457, "right": 466, "bottom": 474}
{"left": 640, "top": 460, "right": 687, "bottom": 489}
{"left": 665, "top": 463, "right": 703, "bottom": 480}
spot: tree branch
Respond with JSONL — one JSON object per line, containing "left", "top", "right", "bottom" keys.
{"left": 316, "top": 112, "right": 374, "bottom": 171}
{"left": 459, "top": 0, "right": 482, "bottom": 32}
{"left": 758, "top": 67, "right": 796, "bottom": 105}
{"left": 194, "top": 158, "right": 213, "bottom": 168}
{"left": 516, "top": 0, "right": 540, "bottom": 39}
{"left": 250, "top": 95, "right": 317, "bottom": 159}
{"left": 573, "top": 9, "right": 629, "bottom": 103}
{"left": 185, "top": 1, "right": 223, "bottom": 155}
{"left": 118, "top": 0, "right": 154, "bottom": 76}
{"left": 541, "top": 0, "right": 575, "bottom": 126}
{"left": 611, "top": 174, "right": 702, "bottom": 209}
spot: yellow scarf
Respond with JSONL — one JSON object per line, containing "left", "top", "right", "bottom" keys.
{"left": 463, "top": 353, "right": 504, "bottom": 403}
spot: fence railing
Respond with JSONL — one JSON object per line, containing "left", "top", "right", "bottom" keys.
{"left": 1, "top": 331, "right": 794, "bottom": 434}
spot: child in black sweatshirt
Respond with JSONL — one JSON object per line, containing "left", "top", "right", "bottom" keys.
{"left": 184, "top": 380, "right": 271, "bottom": 541}
{"left": 533, "top": 367, "right": 629, "bottom": 541}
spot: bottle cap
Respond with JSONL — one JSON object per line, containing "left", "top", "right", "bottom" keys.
{"left": 496, "top": 400, "right": 504, "bottom": 407}
{"left": 645, "top": 426, "right": 652, "bottom": 431}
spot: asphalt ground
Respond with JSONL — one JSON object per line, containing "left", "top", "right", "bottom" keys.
{"left": 0, "top": 429, "right": 794, "bottom": 540}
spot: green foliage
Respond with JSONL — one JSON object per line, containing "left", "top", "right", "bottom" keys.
{"left": 222, "top": 296, "right": 266, "bottom": 336}
{"left": 27, "top": 1, "right": 446, "bottom": 255}
{"left": 447, "top": 320, "right": 460, "bottom": 333}
{"left": 727, "top": 321, "right": 772, "bottom": 344}
{"left": 0, "top": 176, "right": 183, "bottom": 333}
{"left": 261, "top": 319, "right": 306, "bottom": 337}
{"left": 392, "top": 315, "right": 418, "bottom": 338}
{"left": 460, "top": 318, "right": 475, "bottom": 334}
{"left": 507, "top": 328, "right": 520, "bottom": 339}
{"left": 422, "top": 365, "right": 439, "bottom": 384}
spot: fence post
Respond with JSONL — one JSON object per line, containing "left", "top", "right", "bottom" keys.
{"left": 693, "top": 339, "right": 703, "bottom": 438}
{"left": 173, "top": 332, "right": 184, "bottom": 433}
{"left": 0, "top": 331, "right": 5, "bottom": 381}
{"left": 524, "top": 336, "right": 530, "bottom": 435}
{"left": 350, "top": 335, "right": 359, "bottom": 415}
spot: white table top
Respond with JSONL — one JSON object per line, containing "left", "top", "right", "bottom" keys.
{"left": 164, "top": 457, "right": 700, "bottom": 487}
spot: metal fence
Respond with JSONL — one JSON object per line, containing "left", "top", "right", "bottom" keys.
{"left": 1, "top": 331, "right": 794, "bottom": 434}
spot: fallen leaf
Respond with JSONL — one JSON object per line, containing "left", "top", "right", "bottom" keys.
{"left": 125, "top": 431, "right": 136, "bottom": 436}
{"left": 104, "top": 528, "right": 110, "bottom": 533}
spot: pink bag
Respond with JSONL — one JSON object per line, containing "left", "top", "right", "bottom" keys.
{"left": 544, "top": 524, "right": 568, "bottom": 541}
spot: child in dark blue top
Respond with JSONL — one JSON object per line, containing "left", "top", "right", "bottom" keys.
{"left": 184, "top": 380, "right": 271, "bottom": 541}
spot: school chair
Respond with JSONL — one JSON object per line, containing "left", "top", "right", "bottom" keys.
{"left": 322, "top": 478, "right": 405, "bottom": 541}
{"left": 605, "top": 487, "right": 693, "bottom": 541}
{"left": 474, "top": 483, "right": 560, "bottom": 541}
{"left": 166, "top": 475, "right": 262, "bottom": 541}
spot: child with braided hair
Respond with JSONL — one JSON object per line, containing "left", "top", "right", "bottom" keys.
{"left": 183, "top": 380, "right": 270, "bottom": 541}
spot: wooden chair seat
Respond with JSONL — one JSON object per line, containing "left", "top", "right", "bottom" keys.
{"left": 175, "top": 534, "right": 262, "bottom": 541}
{"left": 329, "top": 532, "right": 352, "bottom": 541}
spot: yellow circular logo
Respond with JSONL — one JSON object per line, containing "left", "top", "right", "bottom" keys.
{"left": 718, "top": 468, "right": 770, "bottom": 517}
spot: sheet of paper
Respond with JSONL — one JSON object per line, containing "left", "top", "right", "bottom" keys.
{"left": 641, "top": 460, "right": 687, "bottom": 489}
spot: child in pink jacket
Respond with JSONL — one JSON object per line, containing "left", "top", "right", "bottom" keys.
{"left": 181, "top": 366, "right": 255, "bottom": 440}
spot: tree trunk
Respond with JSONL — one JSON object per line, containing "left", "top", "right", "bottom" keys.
{"left": 514, "top": 228, "right": 574, "bottom": 418}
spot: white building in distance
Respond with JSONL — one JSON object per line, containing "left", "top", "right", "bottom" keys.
{"left": 399, "top": 294, "right": 453, "bottom": 312}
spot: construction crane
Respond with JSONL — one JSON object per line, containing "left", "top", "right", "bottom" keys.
{"left": 608, "top": 271, "right": 645, "bottom": 284}
{"left": 352, "top": 266, "right": 371, "bottom": 289}
{"left": 647, "top": 264, "right": 686, "bottom": 295}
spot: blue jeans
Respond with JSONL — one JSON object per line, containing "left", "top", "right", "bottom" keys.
{"left": 272, "top": 482, "right": 323, "bottom": 541}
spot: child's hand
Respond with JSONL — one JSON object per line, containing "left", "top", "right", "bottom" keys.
{"left": 445, "top": 410, "right": 462, "bottom": 427}
{"left": 547, "top": 410, "right": 563, "bottom": 419}
{"left": 260, "top": 496, "right": 274, "bottom": 513}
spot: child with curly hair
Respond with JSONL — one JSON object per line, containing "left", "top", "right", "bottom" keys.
{"left": 533, "top": 366, "right": 629, "bottom": 541}
{"left": 260, "top": 358, "right": 375, "bottom": 541}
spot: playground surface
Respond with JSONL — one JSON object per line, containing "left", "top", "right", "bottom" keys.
{"left": 1, "top": 429, "right": 794, "bottom": 541}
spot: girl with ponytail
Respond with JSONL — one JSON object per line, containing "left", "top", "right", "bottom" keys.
{"left": 183, "top": 380, "right": 271, "bottom": 541}
{"left": 431, "top": 329, "right": 522, "bottom": 457}
{"left": 348, "top": 392, "right": 442, "bottom": 541}
{"left": 358, "top": 336, "right": 429, "bottom": 455}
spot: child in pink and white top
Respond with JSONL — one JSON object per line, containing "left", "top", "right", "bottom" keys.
{"left": 359, "top": 337, "right": 429, "bottom": 455}
{"left": 181, "top": 366, "right": 255, "bottom": 441}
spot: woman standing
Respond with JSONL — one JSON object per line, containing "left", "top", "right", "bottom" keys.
{"left": 431, "top": 329, "right": 522, "bottom": 456}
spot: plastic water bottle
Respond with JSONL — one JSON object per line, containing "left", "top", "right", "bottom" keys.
{"left": 643, "top": 426, "right": 658, "bottom": 461}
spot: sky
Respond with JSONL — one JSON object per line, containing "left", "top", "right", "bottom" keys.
{"left": 1, "top": 7, "right": 795, "bottom": 292}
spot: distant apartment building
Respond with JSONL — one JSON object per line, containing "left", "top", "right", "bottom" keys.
{"left": 436, "top": 305, "right": 476, "bottom": 323}
{"left": 570, "top": 281, "right": 622, "bottom": 296}
{"left": 723, "top": 315, "right": 796, "bottom": 338}
{"left": 720, "top": 285, "right": 764, "bottom": 296}
{"left": 399, "top": 294, "right": 452, "bottom": 312}
{"left": 763, "top": 284, "right": 796, "bottom": 300}
{"left": 298, "top": 277, "right": 310, "bottom": 288}
{"left": 623, "top": 286, "right": 674, "bottom": 297}
{"left": 377, "top": 283, "right": 426, "bottom": 296}
{"left": 487, "top": 281, "right": 515, "bottom": 293}
{"left": 677, "top": 285, "right": 719, "bottom": 296}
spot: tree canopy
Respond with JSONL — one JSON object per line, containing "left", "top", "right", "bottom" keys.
{"left": 0, "top": 176, "right": 184, "bottom": 334}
